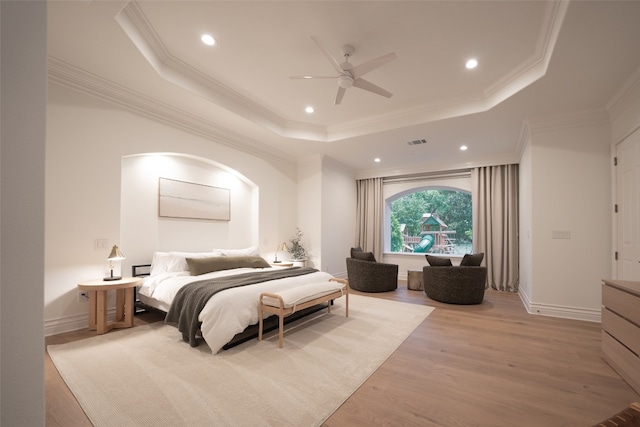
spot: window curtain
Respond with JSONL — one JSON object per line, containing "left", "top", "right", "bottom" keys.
{"left": 471, "top": 165, "right": 519, "bottom": 292}
{"left": 355, "top": 177, "right": 384, "bottom": 261}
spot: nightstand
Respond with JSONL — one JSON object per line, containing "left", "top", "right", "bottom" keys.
{"left": 270, "top": 262, "right": 294, "bottom": 267}
{"left": 77, "top": 277, "right": 141, "bottom": 334}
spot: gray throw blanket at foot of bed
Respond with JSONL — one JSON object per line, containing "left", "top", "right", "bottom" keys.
{"left": 165, "top": 267, "right": 318, "bottom": 347}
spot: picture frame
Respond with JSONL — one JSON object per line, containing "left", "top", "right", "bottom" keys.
{"left": 158, "top": 177, "right": 230, "bottom": 221}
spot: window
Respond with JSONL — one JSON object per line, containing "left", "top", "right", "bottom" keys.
{"left": 389, "top": 188, "right": 472, "bottom": 254}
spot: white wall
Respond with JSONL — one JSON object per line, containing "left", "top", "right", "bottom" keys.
{"left": 1, "top": 1, "right": 46, "bottom": 424}
{"left": 518, "top": 137, "right": 533, "bottom": 303}
{"left": 294, "top": 155, "right": 356, "bottom": 277}
{"left": 120, "top": 154, "right": 257, "bottom": 270}
{"left": 45, "top": 83, "right": 302, "bottom": 335}
{"left": 321, "top": 156, "right": 356, "bottom": 277}
{"left": 296, "top": 156, "right": 322, "bottom": 269}
{"left": 524, "top": 112, "right": 612, "bottom": 322}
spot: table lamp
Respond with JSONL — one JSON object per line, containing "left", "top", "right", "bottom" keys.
{"left": 272, "top": 242, "right": 287, "bottom": 263}
{"left": 104, "top": 244, "right": 125, "bottom": 281}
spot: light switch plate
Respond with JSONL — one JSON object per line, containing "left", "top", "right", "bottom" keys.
{"left": 551, "top": 230, "right": 571, "bottom": 239}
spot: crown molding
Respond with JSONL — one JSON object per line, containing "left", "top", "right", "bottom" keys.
{"left": 295, "top": 155, "right": 325, "bottom": 171}
{"left": 116, "top": 1, "right": 328, "bottom": 141}
{"left": 48, "top": 56, "right": 296, "bottom": 169}
{"left": 354, "top": 152, "right": 519, "bottom": 181}
{"left": 114, "top": 0, "right": 565, "bottom": 144}
{"left": 528, "top": 108, "right": 610, "bottom": 134}
{"left": 606, "top": 63, "right": 640, "bottom": 121}
{"left": 325, "top": 0, "right": 565, "bottom": 141}
{"left": 483, "top": 1, "right": 568, "bottom": 104}
{"left": 516, "top": 120, "right": 532, "bottom": 160}
{"left": 606, "top": 64, "right": 640, "bottom": 144}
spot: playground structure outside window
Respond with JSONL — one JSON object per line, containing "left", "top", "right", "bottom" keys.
{"left": 387, "top": 188, "right": 473, "bottom": 255}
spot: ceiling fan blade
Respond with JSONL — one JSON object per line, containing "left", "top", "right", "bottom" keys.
{"left": 335, "top": 87, "right": 347, "bottom": 105}
{"left": 289, "top": 75, "right": 336, "bottom": 79}
{"left": 351, "top": 52, "right": 397, "bottom": 80}
{"left": 353, "top": 78, "right": 393, "bottom": 98}
{"left": 311, "top": 36, "right": 344, "bottom": 75}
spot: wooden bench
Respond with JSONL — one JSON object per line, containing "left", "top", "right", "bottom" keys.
{"left": 258, "top": 278, "right": 349, "bottom": 348}
{"left": 592, "top": 402, "right": 640, "bottom": 427}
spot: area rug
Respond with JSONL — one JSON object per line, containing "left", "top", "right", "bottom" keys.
{"left": 48, "top": 294, "right": 433, "bottom": 426}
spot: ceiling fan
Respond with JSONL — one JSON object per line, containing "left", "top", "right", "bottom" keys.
{"left": 290, "top": 36, "right": 397, "bottom": 105}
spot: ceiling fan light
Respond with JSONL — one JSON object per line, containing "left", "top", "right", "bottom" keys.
{"left": 337, "top": 75, "right": 354, "bottom": 89}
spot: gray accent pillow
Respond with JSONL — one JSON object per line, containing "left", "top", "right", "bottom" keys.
{"left": 186, "top": 256, "right": 271, "bottom": 276}
{"left": 350, "top": 247, "right": 363, "bottom": 258}
{"left": 352, "top": 250, "right": 376, "bottom": 262}
{"left": 425, "top": 255, "right": 453, "bottom": 266}
{"left": 460, "top": 253, "right": 484, "bottom": 267}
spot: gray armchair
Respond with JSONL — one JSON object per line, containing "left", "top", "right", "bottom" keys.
{"left": 346, "top": 247, "right": 398, "bottom": 293}
{"left": 422, "top": 253, "right": 487, "bottom": 304}
{"left": 422, "top": 266, "right": 487, "bottom": 304}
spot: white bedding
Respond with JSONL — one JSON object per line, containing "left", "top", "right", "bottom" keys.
{"left": 138, "top": 266, "right": 333, "bottom": 353}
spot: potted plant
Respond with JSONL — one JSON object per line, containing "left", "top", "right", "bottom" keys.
{"left": 287, "top": 228, "right": 307, "bottom": 261}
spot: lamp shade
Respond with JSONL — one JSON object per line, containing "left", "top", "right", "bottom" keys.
{"left": 272, "top": 242, "right": 288, "bottom": 263}
{"left": 107, "top": 245, "right": 125, "bottom": 260}
{"left": 104, "top": 245, "right": 125, "bottom": 281}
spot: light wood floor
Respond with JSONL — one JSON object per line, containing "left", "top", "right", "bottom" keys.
{"left": 45, "top": 286, "right": 639, "bottom": 427}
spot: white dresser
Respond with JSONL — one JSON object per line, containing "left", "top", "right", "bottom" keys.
{"left": 601, "top": 279, "right": 640, "bottom": 394}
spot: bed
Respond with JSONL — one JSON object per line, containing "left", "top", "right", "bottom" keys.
{"left": 135, "top": 249, "right": 335, "bottom": 354}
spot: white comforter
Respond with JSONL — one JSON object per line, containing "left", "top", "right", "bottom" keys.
{"left": 138, "top": 267, "right": 333, "bottom": 353}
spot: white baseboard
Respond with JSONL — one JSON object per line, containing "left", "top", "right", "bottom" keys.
{"left": 518, "top": 290, "right": 601, "bottom": 323}
{"left": 45, "top": 308, "right": 118, "bottom": 337}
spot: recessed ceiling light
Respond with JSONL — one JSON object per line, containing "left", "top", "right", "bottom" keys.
{"left": 465, "top": 59, "right": 478, "bottom": 69}
{"left": 305, "top": 106, "right": 314, "bottom": 113}
{"left": 201, "top": 34, "right": 216, "bottom": 46}
{"left": 374, "top": 158, "right": 381, "bottom": 163}
{"left": 460, "top": 145, "right": 468, "bottom": 151}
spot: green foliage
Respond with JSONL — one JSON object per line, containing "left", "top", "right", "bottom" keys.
{"left": 390, "top": 189, "right": 472, "bottom": 252}
{"left": 287, "top": 228, "right": 307, "bottom": 260}
{"left": 390, "top": 215, "right": 404, "bottom": 252}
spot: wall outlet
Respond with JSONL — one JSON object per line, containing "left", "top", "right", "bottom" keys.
{"left": 78, "top": 291, "right": 89, "bottom": 302}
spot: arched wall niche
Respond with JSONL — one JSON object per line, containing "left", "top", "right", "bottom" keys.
{"left": 120, "top": 152, "right": 259, "bottom": 269}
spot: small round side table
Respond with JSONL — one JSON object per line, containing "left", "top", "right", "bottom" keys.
{"left": 77, "top": 277, "right": 141, "bottom": 334}
{"left": 407, "top": 270, "right": 424, "bottom": 291}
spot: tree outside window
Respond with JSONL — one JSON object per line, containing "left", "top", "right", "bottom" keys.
{"left": 390, "top": 189, "right": 472, "bottom": 254}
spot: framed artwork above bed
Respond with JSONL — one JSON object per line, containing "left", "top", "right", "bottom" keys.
{"left": 158, "top": 177, "right": 230, "bottom": 221}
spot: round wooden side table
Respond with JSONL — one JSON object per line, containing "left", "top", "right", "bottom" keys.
{"left": 77, "top": 277, "right": 141, "bottom": 334}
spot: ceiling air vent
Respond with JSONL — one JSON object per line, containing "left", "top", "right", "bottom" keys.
{"left": 407, "top": 139, "right": 428, "bottom": 146}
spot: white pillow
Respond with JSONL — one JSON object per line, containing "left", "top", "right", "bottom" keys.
{"left": 215, "top": 246, "right": 260, "bottom": 257}
{"left": 150, "top": 251, "right": 222, "bottom": 275}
